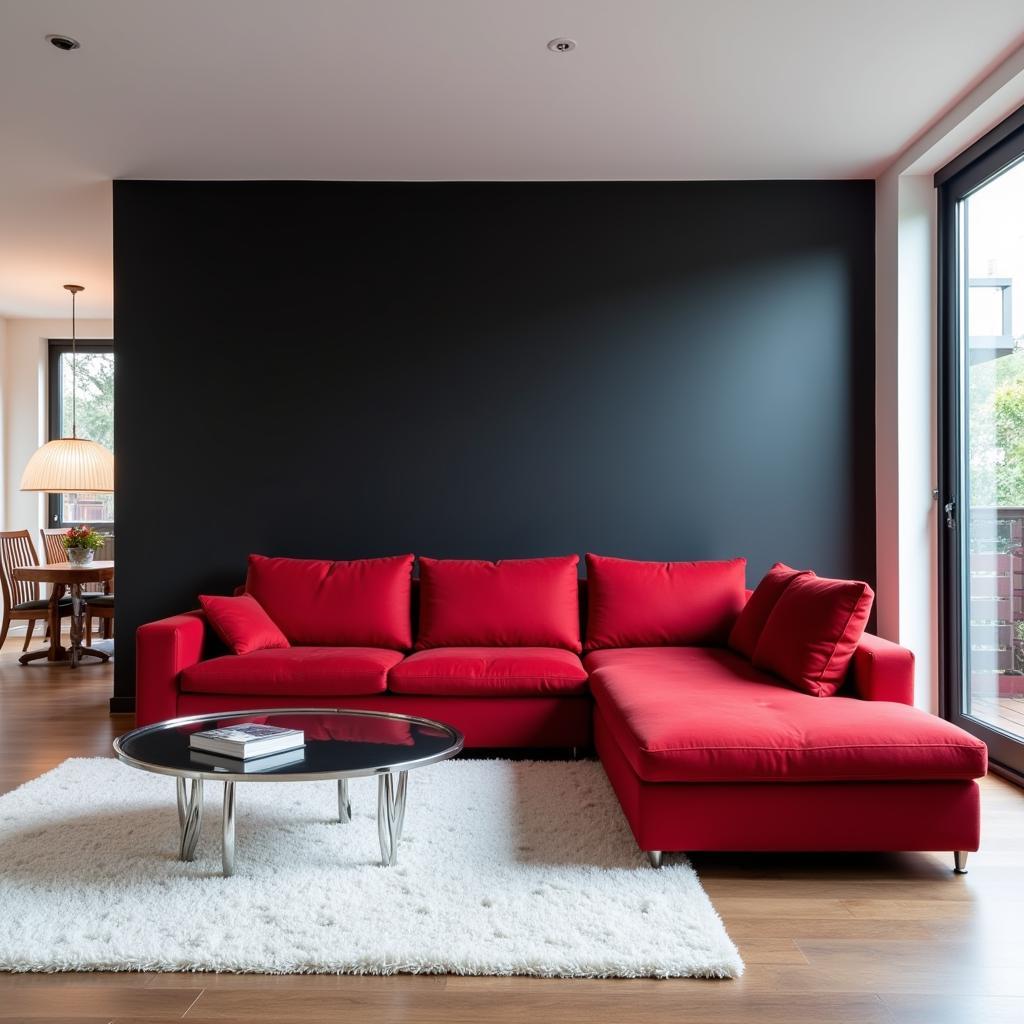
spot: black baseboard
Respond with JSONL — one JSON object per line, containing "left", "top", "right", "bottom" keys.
{"left": 109, "top": 696, "right": 136, "bottom": 715}
{"left": 990, "top": 760, "right": 1024, "bottom": 790}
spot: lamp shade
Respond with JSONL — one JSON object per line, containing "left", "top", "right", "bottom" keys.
{"left": 19, "top": 437, "right": 114, "bottom": 493}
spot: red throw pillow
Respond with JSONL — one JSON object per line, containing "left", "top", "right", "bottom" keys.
{"left": 415, "top": 556, "right": 581, "bottom": 652}
{"left": 584, "top": 554, "right": 747, "bottom": 650}
{"left": 245, "top": 554, "right": 414, "bottom": 649}
{"left": 198, "top": 593, "right": 290, "bottom": 656}
{"left": 752, "top": 573, "right": 874, "bottom": 696}
{"left": 728, "top": 563, "right": 812, "bottom": 659}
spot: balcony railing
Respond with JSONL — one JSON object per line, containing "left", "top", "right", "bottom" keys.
{"left": 968, "top": 506, "right": 1024, "bottom": 699}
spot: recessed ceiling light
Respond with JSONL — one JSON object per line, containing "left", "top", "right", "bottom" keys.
{"left": 46, "top": 34, "right": 81, "bottom": 51}
{"left": 547, "top": 38, "right": 576, "bottom": 53}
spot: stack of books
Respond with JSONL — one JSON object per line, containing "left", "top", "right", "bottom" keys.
{"left": 189, "top": 724, "right": 305, "bottom": 772}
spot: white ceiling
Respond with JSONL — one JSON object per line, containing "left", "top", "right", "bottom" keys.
{"left": 2, "top": 0, "right": 1023, "bottom": 318}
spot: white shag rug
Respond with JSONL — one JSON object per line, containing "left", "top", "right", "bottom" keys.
{"left": 0, "top": 757, "right": 742, "bottom": 978}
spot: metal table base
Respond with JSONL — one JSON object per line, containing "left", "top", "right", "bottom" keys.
{"left": 175, "top": 771, "right": 409, "bottom": 876}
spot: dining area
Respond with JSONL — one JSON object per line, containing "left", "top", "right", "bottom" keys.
{"left": 0, "top": 528, "right": 115, "bottom": 669}
{"left": 0, "top": 283, "right": 117, "bottom": 671}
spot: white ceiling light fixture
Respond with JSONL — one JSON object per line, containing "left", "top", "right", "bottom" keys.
{"left": 547, "top": 38, "right": 576, "bottom": 53}
{"left": 20, "top": 284, "right": 114, "bottom": 494}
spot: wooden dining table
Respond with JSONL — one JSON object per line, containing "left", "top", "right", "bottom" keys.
{"left": 12, "top": 560, "right": 114, "bottom": 668}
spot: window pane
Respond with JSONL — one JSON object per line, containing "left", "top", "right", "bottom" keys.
{"left": 962, "top": 157, "right": 1024, "bottom": 742}
{"left": 58, "top": 350, "right": 114, "bottom": 523}
{"left": 61, "top": 492, "right": 114, "bottom": 523}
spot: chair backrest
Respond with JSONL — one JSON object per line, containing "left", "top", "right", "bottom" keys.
{"left": 40, "top": 527, "right": 69, "bottom": 565}
{"left": 0, "top": 530, "right": 40, "bottom": 611}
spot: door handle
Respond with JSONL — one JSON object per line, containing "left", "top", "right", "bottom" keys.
{"left": 944, "top": 500, "right": 956, "bottom": 529}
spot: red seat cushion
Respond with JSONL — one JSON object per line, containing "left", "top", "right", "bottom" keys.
{"left": 753, "top": 573, "right": 874, "bottom": 697}
{"left": 584, "top": 554, "right": 746, "bottom": 651}
{"left": 415, "top": 556, "right": 581, "bottom": 652}
{"left": 389, "top": 647, "right": 588, "bottom": 697}
{"left": 180, "top": 647, "right": 403, "bottom": 697}
{"left": 585, "top": 647, "right": 988, "bottom": 783}
{"left": 198, "top": 593, "right": 290, "bottom": 656}
{"left": 727, "top": 563, "right": 810, "bottom": 659}
{"left": 245, "top": 554, "right": 413, "bottom": 649}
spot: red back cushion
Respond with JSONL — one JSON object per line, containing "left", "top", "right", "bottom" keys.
{"left": 415, "top": 556, "right": 581, "bottom": 652}
{"left": 752, "top": 573, "right": 874, "bottom": 696}
{"left": 728, "top": 563, "right": 812, "bottom": 659}
{"left": 584, "top": 554, "right": 747, "bottom": 650}
{"left": 245, "top": 554, "right": 414, "bottom": 649}
{"left": 198, "top": 593, "right": 290, "bottom": 656}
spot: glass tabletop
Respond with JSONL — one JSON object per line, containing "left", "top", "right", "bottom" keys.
{"left": 114, "top": 708, "right": 464, "bottom": 782}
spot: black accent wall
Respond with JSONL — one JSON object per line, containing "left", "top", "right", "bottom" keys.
{"left": 113, "top": 180, "right": 875, "bottom": 705}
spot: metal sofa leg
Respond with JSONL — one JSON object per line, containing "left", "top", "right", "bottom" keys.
{"left": 954, "top": 851, "right": 969, "bottom": 874}
{"left": 647, "top": 850, "right": 663, "bottom": 869}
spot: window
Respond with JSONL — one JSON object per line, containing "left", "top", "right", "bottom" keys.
{"left": 47, "top": 341, "right": 114, "bottom": 527}
{"left": 939, "top": 105, "right": 1024, "bottom": 778}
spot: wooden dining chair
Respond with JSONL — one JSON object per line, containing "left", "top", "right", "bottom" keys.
{"left": 86, "top": 594, "right": 115, "bottom": 644}
{"left": 0, "top": 530, "right": 73, "bottom": 651}
{"left": 39, "top": 527, "right": 70, "bottom": 567}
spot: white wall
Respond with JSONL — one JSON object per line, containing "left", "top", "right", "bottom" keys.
{"left": 875, "top": 43, "right": 1024, "bottom": 711}
{"left": 0, "top": 317, "right": 114, "bottom": 539}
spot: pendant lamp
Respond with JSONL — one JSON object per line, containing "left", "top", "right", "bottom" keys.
{"left": 20, "top": 285, "right": 114, "bottom": 493}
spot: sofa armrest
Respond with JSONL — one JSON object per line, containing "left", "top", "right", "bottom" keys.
{"left": 848, "top": 631, "right": 915, "bottom": 705}
{"left": 136, "top": 610, "right": 208, "bottom": 726}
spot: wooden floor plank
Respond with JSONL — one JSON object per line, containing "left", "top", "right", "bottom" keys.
{"left": 180, "top": 986, "right": 896, "bottom": 1024}
{"left": 881, "top": 994, "right": 1024, "bottom": 1024}
{"left": 0, "top": 983, "right": 201, "bottom": 1019}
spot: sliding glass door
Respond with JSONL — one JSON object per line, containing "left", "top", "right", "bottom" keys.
{"left": 940, "top": 117, "right": 1024, "bottom": 777}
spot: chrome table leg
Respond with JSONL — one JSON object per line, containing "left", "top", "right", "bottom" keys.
{"left": 338, "top": 778, "right": 351, "bottom": 823}
{"left": 954, "top": 850, "right": 969, "bottom": 874}
{"left": 647, "top": 850, "right": 663, "bottom": 869}
{"left": 376, "top": 770, "right": 408, "bottom": 866}
{"left": 177, "top": 777, "right": 204, "bottom": 862}
{"left": 222, "top": 781, "right": 236, "bottom": 876}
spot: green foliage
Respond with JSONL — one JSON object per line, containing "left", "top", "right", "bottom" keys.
{"left": 61, "top": 352, "right": 113, "bottom": 450}
{"left": 994, "top": 379, "right": 1024, "bottom": 504}
{"left": 969, "top": 348, "right": 1024, "bottom": 507}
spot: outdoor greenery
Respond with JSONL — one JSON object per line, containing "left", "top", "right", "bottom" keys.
{"left": 61, "top": 352, "right": 113, "bottom": 450}
{"left": 58, "top": 351, "right": 115, "bottom": 523}
{"left": 969, "top": 346, "right": 1024, "bottom": 507}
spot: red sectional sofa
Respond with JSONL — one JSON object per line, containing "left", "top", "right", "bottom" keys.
{"left": 136, "top": 552, "right": 988, "bottom": 870}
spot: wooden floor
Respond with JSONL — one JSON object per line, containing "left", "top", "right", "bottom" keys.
{"left": 1, "top": 633, "right": 1023, "bottom": 1023}
{"left": 973, "top": 694, "right": 1024, "bottom": 739}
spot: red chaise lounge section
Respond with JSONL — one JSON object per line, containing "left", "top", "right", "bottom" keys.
{"left": 588, "top": 645, "right": 985, "bottom": 866}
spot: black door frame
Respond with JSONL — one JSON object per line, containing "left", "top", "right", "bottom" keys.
{"left": 937, "top": 108, "right": 1024, "bottom": 780}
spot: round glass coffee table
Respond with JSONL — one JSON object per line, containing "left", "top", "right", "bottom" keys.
{"left": 114, "top": 708, "right": 464, "bottom": 876}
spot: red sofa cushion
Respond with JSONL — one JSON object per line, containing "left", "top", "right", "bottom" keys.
{"left": 198, "top": 593, "right": 290, "bottom": 656}
{"left": 727, "top": 563, "right": 810, "bottom": 659}
{"left": 389, "top": 647, "right": 588, "bottom": 697}
{"left": 245, "top": 554, "right": 413, "bottom": 649}
{"left": 753, "top": 573, "right": 874, "bottom": 697}
{"left": 180, "top": 647, "right": 402, "bottom": 697}
{"left": 584, "top": 554, "right": 746, "bottom": 651}
{"left": 585, "top": 646, "right": 987, "bottom": 783}
{"left": 415, "top": 556, "right": 581, "bottom": 652}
